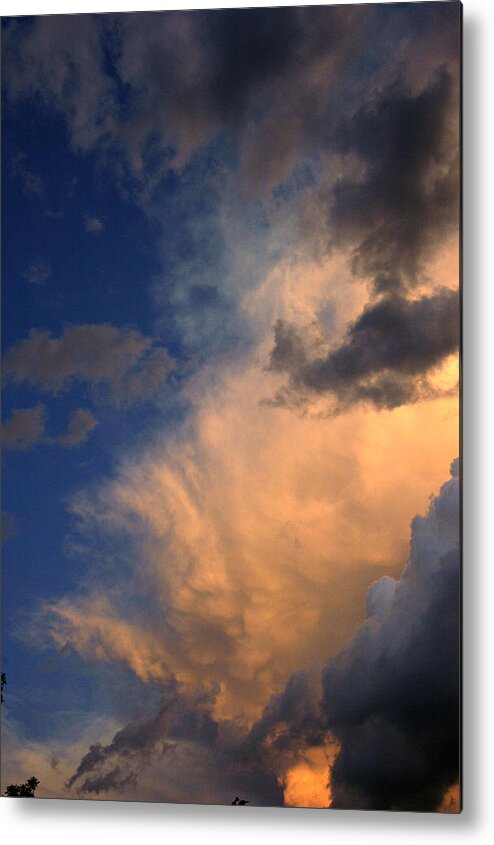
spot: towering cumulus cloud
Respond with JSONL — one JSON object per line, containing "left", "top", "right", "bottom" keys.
{"left": 53, "top": 461, "right": 459, "bottom": 811}
{"left": 322, "top": 459, "right": 460, "bottom": 810}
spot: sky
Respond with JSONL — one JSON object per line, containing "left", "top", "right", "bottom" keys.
{"left": 1, "top": 2, "right": 461, "bottom": 811}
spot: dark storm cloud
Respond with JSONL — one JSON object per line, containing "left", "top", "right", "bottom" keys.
{"left": 269, "top": 288, "right": 459, "bottom": 410}
{"left": 66, "top": 681, "right": 283, "bottom": 805}
{"left": 201, "top": 5, "right": 347, "bottom": 120}
{"left": 327, "top": 68, "right": 458, "bottom": 293}
{"left": 321, "top": 461, "right": 460, "bottom": 810}
{"left": 241, "top": 670, "right": 325, "bottom": 764}
{"left": 2, "top": 6, "right": 368, "bottom": 189}
{"left": 66, "top": 686, "right": 182, "bottom": 792}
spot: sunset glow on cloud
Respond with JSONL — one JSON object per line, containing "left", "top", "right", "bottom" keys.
{"left": 2, "top": 2, "right": 460, "bottom": 811}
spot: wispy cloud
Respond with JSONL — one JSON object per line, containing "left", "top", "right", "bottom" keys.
{"left": 84, "top": 215, "right": 105, "bottom": 234}
{"left": 11, "top": 151, "right": 45, "bottom": 196}
{"left": 23, "top": 257, "right": 52, "bottom": 286}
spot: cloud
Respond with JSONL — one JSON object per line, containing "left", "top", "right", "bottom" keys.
{"left": 2, "top": 6, "right": 460, "bottom": 810}
{"left": 3, "top": 16, "right": 115, "bottom": 154}
{"left": 11, "top": 151, "right": 45, "bottom": 196}
{"left": 326, "top": 69, "right": 459, "bottom": 295}
{"left": 1, "top": 7, "right": 368, "bottom": 190}
{"left": 2, "top": 5, "right": 460, "bottom": 204}
{"left": 2, "top": 405, "right": 98, "bottom": 450}
{"left": 2, "top": 404, "right": 47, "bottom": 450}
{"left": 40, "top": 343, "right": 458, "bottom": 734}
{"left": 321, "top": 459, "right": 460, "bottom": 811}
{"left": 84, "top": 215, "right": 105, "bottom": 234}
{"left": 23, "top": 257, "right": 52, "bottom": 286}
{"left": 58, "top": 460, "right": 459, "bottom": 809}
{"left": 3, "top": 323, "right": 174, "bottom": 408}
{"left": 1, "top": 511, "right": 19, "bottom": 543}
{"left": 57, "top": 409, "right": 98, "bottom": 448}
{"left": 269, "top": 288, "right": 459, "bottom": 410}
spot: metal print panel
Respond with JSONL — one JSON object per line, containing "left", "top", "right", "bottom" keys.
{"left": 1, "top": 2, "right": 461, "bottom": 811}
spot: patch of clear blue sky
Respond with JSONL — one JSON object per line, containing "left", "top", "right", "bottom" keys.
{"left": 1, "top": 86, "right": 177, "bottom": 736}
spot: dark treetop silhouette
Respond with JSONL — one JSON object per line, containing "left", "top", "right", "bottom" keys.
{"left": 2, "top": 674, "right": 41, "bottom": 797}
{"left": 5, "top": 777, "right": 40, "bottom": 798}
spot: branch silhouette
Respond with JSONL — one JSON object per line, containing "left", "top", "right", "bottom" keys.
{"left": 5, "top": 777, "right": 40, "bottom": 798}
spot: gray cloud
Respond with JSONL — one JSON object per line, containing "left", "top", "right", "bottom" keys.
{"left": 65, "top": 681, "right": 283, "bottom": 805}
{"left": 3, "top": 16, "right": 115, "bottom": 154}
{"left": 321, "top": 459, "right": 460, "bottom": 810}
{"left": 326, "top": 68, "right": 459, "bottom": 294}
{"left": 57, "top": 408, "right": 98, "bottom": 448}
{"left": 2, "top": 405, "right": 98, "bottom": 451}
{"left": 2, "top": 404, "right": 47, "bottom": 450}
{"left": 269, "top": 288, "right": 459, "bottom": 410}
{"left": 84, "top": 216, "right": 105, "bottom": 234}
{"left": 11, "top": 151, "right": 45, "bottom": 196}
{"left": 2, "top": 6, "right": 459, "bottom": 208}
{"left": 23, "top": 257, "right": 52, "bottom": 286}
{"left": 2, "top": 7, "right": 368, "bottom": 191}
{"left": 66, "top": 687, "right": 181, "bottom": 793}
{"left": 3, "top": 323, "right": 174, "bottom": 408}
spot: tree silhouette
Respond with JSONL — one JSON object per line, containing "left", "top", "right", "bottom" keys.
{"left": 231, "top": 796, "right": 250, "bottom": 805}
{"left": 2, "top": 674, "right": 40, "bottom": 797}
{"left": 5, "top": 777, "right": 40, "bottom": 797}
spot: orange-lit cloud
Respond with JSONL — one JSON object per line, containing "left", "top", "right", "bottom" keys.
{"left": 438, "top": 783, "right": 461, "bottom": 814}
{"left": 282, "top": 745, "right": 337, "bottom": 809}
{"left": 45, "top": 283, "right": 458, "bottom": 724}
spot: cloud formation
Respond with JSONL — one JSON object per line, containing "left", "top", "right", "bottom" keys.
{"left": 4, "top": 323, "right": 174, "bottom": 407}
{"left": 2, "top": 4, "right": 461, "bottom": 811}
{"left": 322, "top": 459, "right": 460, "bottom": 810}
{"left": 23, "top": 257, "right": 52, "bottom": 286}
{"left": 84, "top": 215, "right": 105, "bottom": 234}
{"left": 2, "top": 404, "right": 47, "bottom": 450}
{"left": 57, "top": 409, "right": 98, "bottom": 448}
{"left": 2, "top": 404, "right": 98, "bottom": 450}
{"left": 327, "top": 68, "right": 459, "bottom": 294}
{"left": 11, "top": 151, "right": 45, "bottom": 196}
{"left": 1, "top": 7, "right": 369, "bottom": 189}
{"left": 58, "top": 461, "right": 459, "bottom": 810}
{"left": 269, "top": 288, "right": 459, "bottom": 410}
